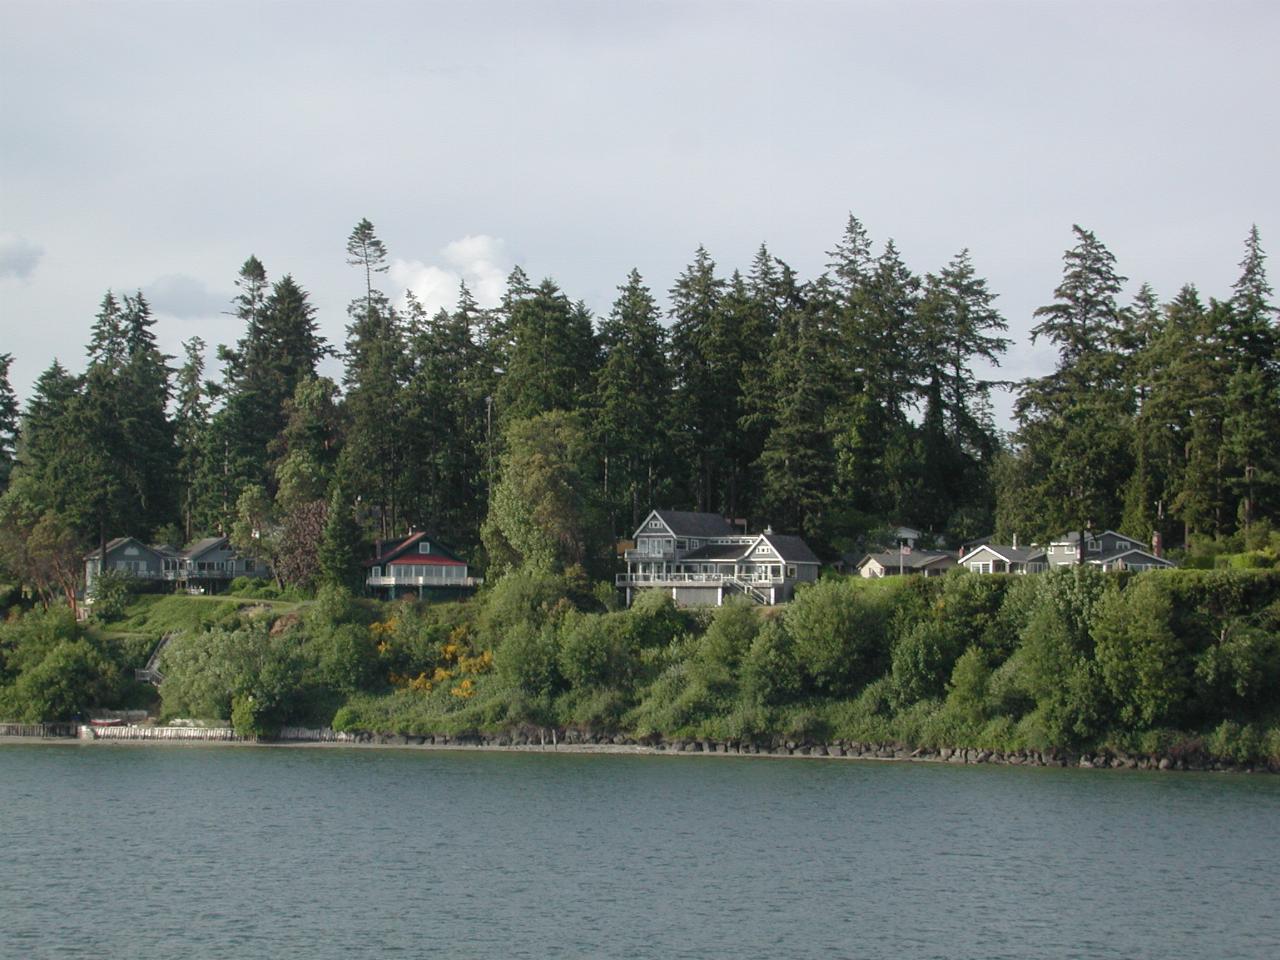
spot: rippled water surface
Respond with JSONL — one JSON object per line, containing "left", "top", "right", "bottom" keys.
{"left": 2, "top": 743, "right": 1278, "bottom": 959}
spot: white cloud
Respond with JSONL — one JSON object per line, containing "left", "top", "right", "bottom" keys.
{"left": 390, "top": 234, "right": 511, "bottom": 318}
{"left": 144, "top": 273, "right": 232, "bottom": 319}
{"left": 0, "top": 234, "right": 44, "bottom": 280}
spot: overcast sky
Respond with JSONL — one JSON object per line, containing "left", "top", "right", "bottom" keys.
{"left": 2, "top": 0, "right": 1277, "bottom": 426}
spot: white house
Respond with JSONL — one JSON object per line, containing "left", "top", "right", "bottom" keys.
{"left": 617, "top": 509, "right": 820, "bottom": 607}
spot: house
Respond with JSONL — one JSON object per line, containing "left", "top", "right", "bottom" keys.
{"left": 178, "top": 536, "right": 268, "bottom": 590}
{"left": 616, "top": 509, "right": 820, "bottom": 607}
{"left": 857, "top": 549, "right": 957, "bottom": 578}
{"left": 958, "top": 543, "right": 1048, "bottom": 575}
{"left": 1085, "top": 547, "right": 1175, "bottom": 572}
{"left": 365, "top": 532, "right": 481, "bottom": 599}
{"left": 84, "top": 534, "right": 269, "bottom": 596}
{"left": 1045, "top": 530, "right": 1157, "bottom": 567}
{"left": 84, "top": 537, "right": 171, "bottom": 592}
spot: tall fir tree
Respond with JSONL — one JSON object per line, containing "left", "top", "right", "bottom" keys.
{"left": 0, "top": 353, "right": 18, "bottom": 492}
{"left": 592, "top": 269, "right": 671, "bottom": 534}
{"left": 1011, "top": 227, "right": 1132, "bottom": 542}
{"left": 338, "top": 218, "right": 408, "bottom": 539}
{"left": 667, "top": 246, "right": 727, "bottom": 512}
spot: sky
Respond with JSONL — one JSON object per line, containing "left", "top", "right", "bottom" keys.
{"left": 2, "top": 0, "right": 1277, "bottom": 426}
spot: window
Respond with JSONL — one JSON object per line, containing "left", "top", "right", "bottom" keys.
{"left": 371, "top": 566, "right": 381, "bottom": 579}
{"left": 648, "top": 520, "right": 660, "bottom": 529}
{"left": 1115, "top": 540, "right": 1130, "bottom": 551}
{"left": 786, "top": 565, "right": 796, "bottom": 578}
{"left": 419, "top": 542, "right": 431, "bottom": 554}
{"left": 1087, "top": 539, "right": 1101, "bottom": 552}
{"left": 125, "top": 546, "right": 139, "bottom": 556}
{"left": 677, "top": 539, "right": 687, "bottom": 550}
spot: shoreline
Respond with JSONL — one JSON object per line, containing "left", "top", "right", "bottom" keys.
{"left": 3, "top": 729, "right": 1273, "bottom": 774}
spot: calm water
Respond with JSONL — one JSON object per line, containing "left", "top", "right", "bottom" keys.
{"left": 2, "top": 744, "right": 1278, "bottom": 960}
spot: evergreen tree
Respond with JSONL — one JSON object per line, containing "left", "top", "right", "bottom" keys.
{"left": 318, "top": 483, "right": 364, "bottom": 592}
{"left": 667, "top": 246, "right": 727, "bottom": 512}
{"left": 757, "top": 279, "right": 834, "bottom": 541}
{"left": 338, "top": 219, "right": 407, "bottom": 538}
{"left": 0, "top": 353, "right": 18, "bottom": 492}
{"left": 1011, "top": 227, "right": 1132, "bottom": 541}
{"left": 593, "top": 269, "right": 671, "bottom": 533}
{"left": 496, "top": 278, "right": 597, "bottom": 425}
{"left": 174, "top": 337, "right": 209, "bottom": 542}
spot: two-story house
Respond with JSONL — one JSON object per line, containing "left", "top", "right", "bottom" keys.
{"left": 960, "top": 529, "right": 1174, "bottom": 575}
{"left": 365, "top": 532, "right": 481, "bottom": 600}
{"left": 84, "top": 534, "right": 270, "bottom": 596}
{"left": 617, "top": 509, "right": 820, "bottom": 607}
{"left": 1045, "top": 530, "right": 1173, "bottom": 572}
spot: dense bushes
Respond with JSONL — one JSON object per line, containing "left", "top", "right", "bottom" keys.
{"left": 4, "top": 567, "right": 1279, "bottom": 764}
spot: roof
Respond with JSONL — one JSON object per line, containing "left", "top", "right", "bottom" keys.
{"left": 366, "top": 531, "right": 466, "bottom": 567}
{"left": 962, "top": 544, "right": 1046, "bottom": 565}
{"left": 84, "top": 537, "right": 134, "bottom": 560}
{"left": 183, "top": 536, "right": 230, "bottom": 559}
{"left": 682, "top": 542, "right": 752, "bottom": 562}
{"left": 647, "top": 510, "right": 736, "bottom": 538}
{"left": 761, "top": 532, "right": 820, "bottom": 564}
{"left": 1089, "top": 547, "right": 1175, "bottom": 567}
{"left": 859, "top": 550, "right": 956, "bottom": 571}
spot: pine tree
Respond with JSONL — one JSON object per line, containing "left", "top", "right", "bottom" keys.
{"left": 667, "top": 246, "right": 727, "bottom": 512}
{"left": 496, "top": 279, "right": 597, "bottom": 425}
{"left": 1011, "top": 227, "right": 1133, "bottom": 541}
{"left": 318, "top": 483, "right": 364, "bottom": 592}
{"left": 593, "top": 269, "right": 671, "bottom": 533}
{"left": 0, "top": 353, "right": 18, "bottom": 492}
{"left": 757, "top": 279, "right": 834, "bottom": 541}
{"left": 339, "top": 219, "right": 407, "bottom": 539}
{"left": 174, "top": 337, "right": 209, "bottom": 541}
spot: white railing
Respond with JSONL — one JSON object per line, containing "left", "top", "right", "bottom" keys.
{"left": 616, "top": 572, "right": 780, "bottom": 587}
{"left": 367, "top": 575, "right": 482, "bottom": 588}
{"left": 624, "top": 548, "right": 673, "bottom": 561}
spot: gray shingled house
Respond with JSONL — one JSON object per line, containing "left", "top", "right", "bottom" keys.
{"left": 617, "top": 509, "right": 820, "bottom": 607}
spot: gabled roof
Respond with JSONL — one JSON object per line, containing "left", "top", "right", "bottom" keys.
{"left": 760, "top": 532, "right": 820, "bottom": 564}
{"left": 859, "top": 549, "right": 955, "bottom": 571}
{"left": 84, "top": 537, "right": 139, "bottom": 561}
{"left": 962, "top": 543, "right": 1046, "bottom": 565}
{"left": 638, "top": 510, "right": 737, "bottom": 539}
{"left": 183, "top": 536, "right": 230, "bottom": 560}
{"left": 1088, "top": 547, "right": 1175, "bottom": 567}
{"left": 366, "top": 531, "right": 466, "bottom": 568}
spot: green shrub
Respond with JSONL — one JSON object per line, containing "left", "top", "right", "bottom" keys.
{"left": 88, "top": 569, "right": 136, "bottom": 622}
{"left": 784, "top": 578, "right": 895, "bottom": 696}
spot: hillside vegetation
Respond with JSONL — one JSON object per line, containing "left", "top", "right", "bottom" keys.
{"left": 4, "top": 568, "right": 1278, "bottom": 766}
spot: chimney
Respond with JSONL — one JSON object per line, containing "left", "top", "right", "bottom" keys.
{"left": 1012, "top": 532, "right": 1018, "bottom": 549}
{"left": 1152, "top": 530, "right": 1163, "bottom": 558}
{"left": 375, "top": 539, "right": 383, "bottom": 560}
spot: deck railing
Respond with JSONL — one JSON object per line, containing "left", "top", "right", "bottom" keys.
{"left": 616, "top": 572, "right": 781, "bottom": 587}
{"left": 367, "top": 575, "right": 483, "bottom": 588}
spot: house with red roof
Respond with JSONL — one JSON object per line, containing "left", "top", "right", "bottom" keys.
{"left": 364, "top": 532, "right": 481, "bottom": 600}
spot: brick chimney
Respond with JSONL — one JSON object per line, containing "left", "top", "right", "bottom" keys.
{"left": 1152, "top": 530, "right": 1163, "bottom": 558}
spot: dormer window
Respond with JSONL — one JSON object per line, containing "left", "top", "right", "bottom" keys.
{"left": 648, "top": 520, "right": 661, "bottom": 529}
{"left": 1087, "top": 539, "right": 1101, "bottom": 552}
{"left": 419, "top": 542, "right": 431, "bottom": 554}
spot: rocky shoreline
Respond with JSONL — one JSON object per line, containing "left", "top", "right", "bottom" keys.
{"left": 6, "top": 724, "right": 1273, "bottom": 774}
{"left": 330, "top": 728, "right": 1278, "bottom": 774}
